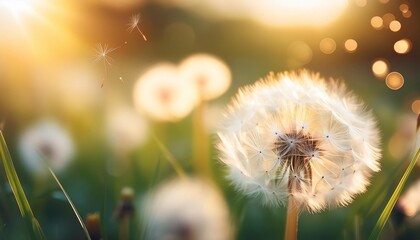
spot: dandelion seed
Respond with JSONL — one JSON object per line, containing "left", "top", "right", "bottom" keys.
{"left": 94, "top": 43, "right": 118, "bottom": 66}
{"left": 142, "top": 178, "right": 232, "bottom": 240}
{"left": 127, "top": 14, "right": 147, "bottom": 41}
{"left": 94, "top": 43, "right": 119, "bottom": 87}
{"left": 217, "top": 70, "right": 381, "bottom": 212}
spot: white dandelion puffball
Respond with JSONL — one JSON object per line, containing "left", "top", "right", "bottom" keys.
{"left": 217, "top": 71, "right": 381, "bottom": 212}
{"left": 142, "top": 178, "right": 232, "bottom": 240}
{"left": 179, "top": 53, "right": 231, "bottom": 101}
{"left": 106, "top": 106, "right": 149, "bottom": 154}
{"left": 19, "top": 120, "right": 74, "bottom": 176}
{"left": 133, "top": 63, "right": 199, "bottom": 122}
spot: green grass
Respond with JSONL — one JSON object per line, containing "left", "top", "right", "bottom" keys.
{"left": 0, "top": 130, "right": 46, "bottom": 240}
{"left": 369, "top": 147, "right": 420, "bottom": 240}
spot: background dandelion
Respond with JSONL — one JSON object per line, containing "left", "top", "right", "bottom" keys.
{"left": 18, "top": 119, "right": 74, "bottom": 176}
{"left": 142, "top": 178, "right": 232, "bottom": 240}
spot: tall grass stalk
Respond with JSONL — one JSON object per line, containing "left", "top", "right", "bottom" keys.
{"left": 153, "top": 135, "right": 186, "bottom": 178}
{"left": 368, "top": 147, "right": 420, "bottom": 240}
{"left": 48, "top": 167, "right": 92, "bottom": 240}
{"left": 0, "top": 131, "right": 46, "bottom": 240}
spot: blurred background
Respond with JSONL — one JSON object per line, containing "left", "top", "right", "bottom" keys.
{"left": 0, "top": 0, "right": 420, "bottom": 239}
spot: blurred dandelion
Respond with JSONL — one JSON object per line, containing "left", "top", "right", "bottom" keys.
{"left": 179, "top": 53, "right": 231, "bottom": 176}
{"left": 133, "top": 63, "right": 199, "bottom": 122}
{"left": 179, "top": 53, "right": 231, "bottom": 101}
{"left": 127, "top": 13, "right": 147, "bottom": 41}
{"left": 94, "top": 43, "right": 119, "bottom": 87}
{"left": 19, "top": 119, "right": 74, "bottom": 176}
{"left": 142, "top": 178, "right": 232, "bottom": 240}
{"left": 217, "top": 71, "right": 381, "bottom": 239}
{"left": 106, "top": 106, "right": 149, "bottom": 155}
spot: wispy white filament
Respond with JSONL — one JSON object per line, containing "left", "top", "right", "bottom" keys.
{"left": 217, "top": 71, "right": 381, "bottom": 212}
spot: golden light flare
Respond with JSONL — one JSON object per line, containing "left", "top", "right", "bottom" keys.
{"left": 370, "top": 16, "right": 383, "bottom": 30}
{"left": 344, "top": 39, "right": 358, "bottom": 53}
{"left": 385, "top": 72, "right": 404, "bottom": 90}
{"left": 389, "top": 20, "right": 401, "bottom": 32}
{"left": 378, "top": 0, "right": 389, "bottom": 4}
{"left": 399, "top": 4, "right": 409, "bottom": 13}
{"left": 0, "top": 0, "right": 85, "bottom": 64}
{"left": 371, "top": 59, "right": 389, "bottom": 78}
{"left": 382, "top": 13, "right": 395, "bottom": 26}
{"left": 402, "top": 10, "right": 412, "bottom": 18}
{"left": 242, "top": 0, "right": 350, "bottom": 27}
{"left": 394, "top": 39, "right": 412, "bottom": 54}
{"left": 173, "top": 0, "right": 349, "bottom": 27}
{"left": 287, "top": 41, "right": 313, "bottom": 68}
{"left": 319, "top": 38, "right": 336, "bottom": 54}
{"left": 412, "top": 100, "right": 420, "bottom": 114}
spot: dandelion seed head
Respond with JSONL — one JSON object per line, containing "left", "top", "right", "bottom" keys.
{"left": 106, "top": 106, "right": 149, "bottom": 154}
{"left": 133, "top": 63, "right": 199, "bottom": 122}
{"left": 142, "top": 178, "right": 232, "bottom": 240}
{"left": 18, "top": 119, "right": 74, "bottom": 176}
{"left": 179, "top": 53, "right": 231, "bottom": 101}
{"left": 217, "top": 70, "right": 381, "bottom": 212}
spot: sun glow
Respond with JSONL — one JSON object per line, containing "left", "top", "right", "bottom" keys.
{"left": 0, "top": 0, "right": 84, "bottom": 63}
{"left": 248, "top": 0, "right": 349, "bottom": 27}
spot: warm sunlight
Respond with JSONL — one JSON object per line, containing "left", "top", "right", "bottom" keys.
{"left": 247, "top": 0, "right": 349, "bottom": 27}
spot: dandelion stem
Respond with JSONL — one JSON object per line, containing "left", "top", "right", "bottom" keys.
{"left": 285, "top": 198, "right": 299, "bottom": 240}
{"left": 193, "top": 102, "right": 211, "bottom": 178}
{"left": 136, "top": 26, "right": 147, "bottom": 41}
{"left": 119, "top": 216, "right": 130, "bottom": 240}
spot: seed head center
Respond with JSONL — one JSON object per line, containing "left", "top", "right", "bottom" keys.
{"left": 274, "top": 130, "right": 322, "bottom": 193}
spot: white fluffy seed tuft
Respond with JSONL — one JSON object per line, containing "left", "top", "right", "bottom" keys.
{"left": 217, "top": 70, "right": 381, "bottom": 212}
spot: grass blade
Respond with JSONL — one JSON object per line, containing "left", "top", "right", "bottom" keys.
{"left": 0, "top": 130, "right": 46, "bottom": 239}
{"left": 48, "top": 167, "right": 92, "bottom": 240}
{"left": 368, "top": 147, "right": 420, "bottom": 240}
{"left": 152, "top": 135, "right": 186, "bottom": 178}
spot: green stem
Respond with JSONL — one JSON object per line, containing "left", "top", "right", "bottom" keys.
{"left": 368, "top": 147, "right": 420, "bottom": 240}
{"left": 119, "top": 217, "right": 130, "bottom": 240}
